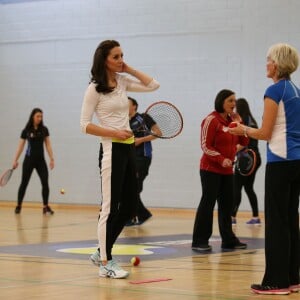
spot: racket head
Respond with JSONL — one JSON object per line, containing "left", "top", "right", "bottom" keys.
{"left": 236, "top": 148, "right": 257, "bottom": 176}
{"left": 0, "top": 169, "right": 14, "bottom": 187}
{"left": 145, "top": 101, "right": 183, "bottom": 139}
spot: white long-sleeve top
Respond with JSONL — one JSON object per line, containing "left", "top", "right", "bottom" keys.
{"left": 80, "top": 74, "right": 160, "bottom": 140}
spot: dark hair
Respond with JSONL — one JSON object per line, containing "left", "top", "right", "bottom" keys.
{"left": 128, "top": 96, "right": 138, "bottom": 110}
{"left": 24, "top": 108, "right": 45, "bottom": 131}
{"left": 214, "top": 89, "right": 235, "bottom": 113}
{"left": 236, "top": 98, "right": 258, "bottom": 127}
{"left": 91, "top": 40, "right": 120, "bottom": 94}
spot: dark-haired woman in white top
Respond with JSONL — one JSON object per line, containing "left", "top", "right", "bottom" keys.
{"left": 80, "top": 40, "right": 159, "bottom": 279}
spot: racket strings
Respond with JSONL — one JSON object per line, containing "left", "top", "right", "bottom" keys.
{"left": 236, "top": 149, "right": 256, "bottom": 176}
{"left": 0, "top": 169, "right": 13, "bottom": 186}
{"left": 146, "top": 103, "right": 183, "bottom": 138}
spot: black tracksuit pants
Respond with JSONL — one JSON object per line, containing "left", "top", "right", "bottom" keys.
{"left": 193, "top": 170, "right": 239, "bottom": 247}
{"left": 135, "top": 157, "right": 152, "bottom": 221}
{"left": 98, "top": 141, "right": 138, "bottom": 261}
{"left": 262, "top": 161, "right": 300, "bottom": 288}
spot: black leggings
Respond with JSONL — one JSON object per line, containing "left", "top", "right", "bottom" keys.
{"left": 17, "top": 156, "right": 49, "bottom": 206}
{"left": 232, "top": 153, "right": 261, "bottom": 217}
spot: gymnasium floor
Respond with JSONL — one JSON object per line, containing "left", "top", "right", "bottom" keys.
{"left": 0, "top": 202, "right": 298, "bottom": 300}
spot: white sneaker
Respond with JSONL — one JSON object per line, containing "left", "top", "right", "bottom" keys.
{"left": 90, "top": 248, "right": 101, "bottom": 266}
{"left": 99, "top": 260, "right": 129, "bottom": 279}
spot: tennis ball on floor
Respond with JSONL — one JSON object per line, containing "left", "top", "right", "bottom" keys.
{"left": 229, "top": 122, "right": 238, "bottom": 128}
{"left": 60, "top": 188, "right": 65, "bottom": 195}
{"left": 130, "top": 256, "right": 140, "bottom": 266}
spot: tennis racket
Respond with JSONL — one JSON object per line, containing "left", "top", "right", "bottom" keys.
{"left": 135, "top": 101, "right": 183, "bottom": 139}
{"left": 0, "top": 168, "right": 14, "bottom": 187}
{"left": 235, "top": 148, "right": 257, "bottom": 176}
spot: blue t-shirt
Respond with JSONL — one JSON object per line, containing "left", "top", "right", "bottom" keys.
{"left": 130, "top": 113, "right": 156, "bottom": 158}
{"left": 265, "top": 79, "right": 300, "bottom": 162}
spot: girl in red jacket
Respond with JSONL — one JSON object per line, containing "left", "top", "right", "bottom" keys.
{"left": 192, "top": 89, "right": 248, "bottom": 252}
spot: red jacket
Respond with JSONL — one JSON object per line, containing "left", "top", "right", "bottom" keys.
{"left": 200, "top": 111, "right": 249, "bottom": 175}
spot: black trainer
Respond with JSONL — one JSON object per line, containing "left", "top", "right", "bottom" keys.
{"left": 43, "top": 206, "right": 54, "bottom": 215}
{"left": 221, "top": 241, "right": 247, "bottom": 250}
{"left": 125, "top": 219, "right": 136, "bottom": 226}
{"left": 136, "top": 214, "right": 152, "bottom": 225}
{"left": 15, "top": 206, "right": 21, "bottom": 214}
{"left": 192, "top": 244, "right": 212, "bottom": 252}
{"left": 125, "top": 216, "right": 139, "bottom": 227}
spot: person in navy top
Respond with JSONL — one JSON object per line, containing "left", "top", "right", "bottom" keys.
{"left": 230, "top": 43, "right": 300, "bottom": 295}
{"left": 126, "top": 97, "right": 161, "bottom": 226}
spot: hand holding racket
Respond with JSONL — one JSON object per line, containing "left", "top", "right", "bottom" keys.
{"left": 235, "top": 148, "right": 257, "bottom": 176}
{"left": 135, "top": 101, "right": 183, "bottom": 139}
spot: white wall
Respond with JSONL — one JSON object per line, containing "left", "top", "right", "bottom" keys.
{"left": 1, "top": 0, "right": 300, "bottom": 210}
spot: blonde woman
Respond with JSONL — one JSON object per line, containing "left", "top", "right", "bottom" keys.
{"left": 230, "top": 43, "right": 300, "bottom": 295}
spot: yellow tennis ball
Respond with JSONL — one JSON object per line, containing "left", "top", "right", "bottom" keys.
{"left": 130, "top": 256, "right": 140, "bottom": 266}
{"left": 60, "top": 188, "right": 65, "bottom": 195}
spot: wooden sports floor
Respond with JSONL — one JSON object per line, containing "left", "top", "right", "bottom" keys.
{"left": 0, "top": 202, "right": 299, "bottom": 300}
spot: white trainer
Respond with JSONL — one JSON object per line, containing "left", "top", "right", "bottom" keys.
{"left": 90, "top": 248, "right": 101, "bottom": 266}
{"left": 99, "top": 260, "right": 129, "bottom": 279}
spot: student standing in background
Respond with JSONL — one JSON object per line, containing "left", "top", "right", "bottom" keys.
{"left": 126, "top": 96, "right": 161, "bottom": 226}
{"left": 231, "top": 98, "right": 261, "bottom": 226}
{"left": 13, "top": 108, "right": 54, "bottom": 215}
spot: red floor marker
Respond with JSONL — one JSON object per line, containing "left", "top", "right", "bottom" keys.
{"left": 129, "top": 278, "right": 172, "bottom": 284}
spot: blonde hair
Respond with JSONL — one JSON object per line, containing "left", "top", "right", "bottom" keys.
{"left": 267, "top": 43, "right": 299, "bottom": 79}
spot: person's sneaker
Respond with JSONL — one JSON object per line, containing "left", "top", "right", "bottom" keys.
{"left": 125, "top": 219, "right": 137, "bottom": 227}
{"left": 289, "top": 284, "right": 300, "bottom": 293}
{"left": 251, "top": 284, "right": 290, "bottom": 295}
{"left": 99, "top": 260, "right": 129, "bottom": 279}
{"left": 135, "top": 214, "right": 152, "bottom": 226}
{"left": 43, "top": 206, "right": 54, "bottom": 215}
{"left": 15, "top": 205, "right": 21, "bottom": 214}
{"left": 90, "top": 248, "right": 101, "bottom": 266}
{"left": 221, "top": 241, "right": 247, "bottom": 250}
{"left": 231, "top": 217, "right": 237, "bottom": 226}
{"left": 246, "top": 218, "right": 261, "bottom": 225}
{"left": 192, "top": 244, "right": 212, "bottom": 252}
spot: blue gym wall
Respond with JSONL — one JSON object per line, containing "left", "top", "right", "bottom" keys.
{"left": 1, "top": 0, "right": 300, "bottom": 210}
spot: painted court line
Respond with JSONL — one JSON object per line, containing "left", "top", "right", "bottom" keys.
{"left": 129, "top": 278, "right": 172, "bottom": 284}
